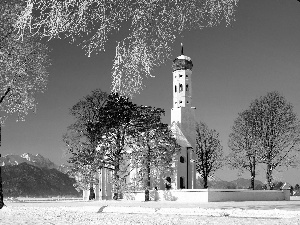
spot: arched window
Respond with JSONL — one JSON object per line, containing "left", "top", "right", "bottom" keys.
{"left": 179, "top": 84, "right": 183, "bottom": 92}
{"left": 175, "top": 85, "right": 177, "bottom": 92}
{"left": 179, "top": 74, "right": 183, "bottom": 77}
{"left": 180, "top": 156, "right": 185, "bottom": 163}
{"left": 179, "top": 100, "right": 182, "bottom": 103}
{"left": 186, "top": 75, "right": 188, "bottom": 78}
{"left": 186, "top": 84, "right": 189, "bottom": 91}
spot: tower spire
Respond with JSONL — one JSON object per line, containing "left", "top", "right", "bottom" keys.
{"left": 181, "top": 43, "right": 183, "bottom": 55}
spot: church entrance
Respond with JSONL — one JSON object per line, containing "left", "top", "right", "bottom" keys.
{"left": 180, "top": 177, "right": 185, "bottom": 189}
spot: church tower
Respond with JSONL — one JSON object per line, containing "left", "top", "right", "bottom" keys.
{"left": 172, "top": 44, "right": 193, "bottom": 108}
{"left": 171, "top": 44, "right": 196, "bottom": 189}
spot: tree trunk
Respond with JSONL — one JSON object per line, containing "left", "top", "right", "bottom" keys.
{"left": 113, "top": 164, "right": 120, "bottom": 200}
{"left": 203, "top": 175, "right": 208, "bottom": 189}
{"left": 0, "top": 125, "right": 5, "bottom": 209}
{"left": 145, "top": 146, "right": 151, "bottom": 201}
{"left": 250, "top": 157, "right": 255, "bottom": 190}
{"left": 250, "top": 173, "right": 255, "bottom": 190}
{"left": 266, "top": 164, "right": 273, "bottom": 190}
{"left": 0, "top": 156, "right": 4, "bottom": 209}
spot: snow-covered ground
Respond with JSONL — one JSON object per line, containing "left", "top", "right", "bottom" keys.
{"left": 1, "top": 198, "right": 300, "bottom": 224}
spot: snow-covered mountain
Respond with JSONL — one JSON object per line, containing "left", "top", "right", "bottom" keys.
{"left": 0, "top": 153, "right": 70, "bottom": 173}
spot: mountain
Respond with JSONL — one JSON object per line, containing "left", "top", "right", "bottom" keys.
{"left": 0, "top": 153, "right": 71, "bottom": 173}
{"left": 0, "top": 153, "right": 58, "bottom": 168}
{"left": 196, "top": 176, "right": 265, "bottom": 189}
{"left": 1, "top": 162, "right": 81, "bottom": 197}
{"left": 57, "top": 164, "right": 72, "bottom": 174}
{"left": 231, "top": 178, "right": 264, "bottom": 189}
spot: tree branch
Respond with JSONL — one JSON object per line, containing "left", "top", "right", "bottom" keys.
{"left": 0, "top": 87, "right": 11, "bottom": 105}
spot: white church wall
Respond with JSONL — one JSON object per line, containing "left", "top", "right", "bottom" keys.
{"left": 128, "top": 189, "right": 290, "bottom": 202}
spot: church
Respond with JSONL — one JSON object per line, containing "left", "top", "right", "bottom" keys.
{"left": 83, "top": 45, "right": 198, "bottom": 200}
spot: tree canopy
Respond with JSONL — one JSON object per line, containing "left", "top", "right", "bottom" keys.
{"left": 15, "top": 0, "right": 239, "bottom": 97}
{"left": 130, "top": 106, "right": 179, "bottom": 200}
{"left": 63, "top": 89, "right": 108, "bottom": 190}
{"left": 195, "top": 121, "right": 223, "bottom": 188}
{"left": 0, "top": 0, "right": 50, "bottom": 123}
{"left": 228, "top": 109, "right": 262, "bottom": 189}
{"left": 0, "top": 0, "right": 50, "bottom": 209}
{"left": 64, "top": 90, "right": 179, "bottom": 199}
{"left": 228, "top": 91, "right": 300, "bottom": 190}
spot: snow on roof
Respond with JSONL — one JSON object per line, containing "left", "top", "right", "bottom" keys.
{"left": 170, "top": 122, "right": 192, "bottom": 148}
{"left": 176, "top": 55, "right": 192, "bottom": 61}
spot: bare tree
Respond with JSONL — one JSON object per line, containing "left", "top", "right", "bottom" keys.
{"left": 0, "top": 0, "right": 50, "bottom": 209}
{"left": 248, "top": 91, "right": 300, "bottom": 190}
{"left": 15, "top": 0, "right": 239, "bottom": 97}
{"left": 63, "top": 89, "right": 108, "bottom": 191}
{"left": 228, "top": 109, "right": 262, "bottom": 190}
{"left": 0, "top": 1, "right": 50, "bottom": 122}
{"left": 195, "top": 122, "right": 223, "bottom": 189}
{"left": 131, "top": 106, "right": 179, "bottom": 201}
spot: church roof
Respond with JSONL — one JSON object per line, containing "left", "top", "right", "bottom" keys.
{"left": 172, "top": 44, "right": 193, "bottom": 71}
{"left": 170, "top": 122, "right": 192, "bottom": 148}
{"left": 176, "top": 55, "right": 192, "bottom": 61}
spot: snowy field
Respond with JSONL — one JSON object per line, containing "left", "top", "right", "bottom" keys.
{"left": 1, "top": 198, "right": 300, "bottom": 225}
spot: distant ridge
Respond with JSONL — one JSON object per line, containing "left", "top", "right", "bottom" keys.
{"left": 2, "top": 162, "right": 81, "bottom": 197}
{"left": 197, "top": 177, "right": 265, "bottom": 189}
{"left": 231, "top": 178, "right": 264, "bottom": 189}
{"left": 0, "top": 153, "right": 71, "bottom": 173}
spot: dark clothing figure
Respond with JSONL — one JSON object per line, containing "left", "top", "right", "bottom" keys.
{"left": 89, "top": 187, "right": 95, "bottom": 200}
{"left": 165, "top": 177, "right": 171, "bottom": 190}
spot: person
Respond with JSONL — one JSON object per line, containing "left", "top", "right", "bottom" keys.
{"left": 89, "top": 187, "right": 95, "bottom": 200}
{"left": 165, "top": 177, "right": 171, "bottom": 190}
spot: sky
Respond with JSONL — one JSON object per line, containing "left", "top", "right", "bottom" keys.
{"left": 1, "top": 0, "right": 300, "bottom": 185}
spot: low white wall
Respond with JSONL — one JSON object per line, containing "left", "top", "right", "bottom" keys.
{"left": 207, "top": 189, "right": 290, "bottom": 202}
{"left": 126, "top": 189, "right": 290, "bottom": 202}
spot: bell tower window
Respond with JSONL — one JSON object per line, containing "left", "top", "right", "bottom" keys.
{"left": 175, "top": 85, "right": 177, "bottom": 92}
{"left": 179, "top": 84, "right": 183, "bottom": 92}
{"left": 186, "top": 84, "right": 189, "bottom": 92}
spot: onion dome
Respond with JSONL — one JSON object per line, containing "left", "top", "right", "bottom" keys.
{"left": 172, "top": 43, "right": 193, "bottom": 71}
